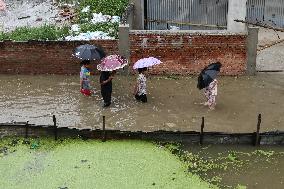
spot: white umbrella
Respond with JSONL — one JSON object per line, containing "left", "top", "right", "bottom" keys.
{"left": 133, "top": 57, "right": 162, "bottom": 69}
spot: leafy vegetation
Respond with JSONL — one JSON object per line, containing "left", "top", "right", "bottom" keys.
{"left": 74, "top": 0, "right": 129, "bottom": 39}
{"left": 0, "top": 25, "right": 70, "bottom": 41}
{"left": 77, "top": 0, "right": 128, "bottom": 22}
{"left": 79, "top": 22, "right": 119, "bottom": 38}
{"left": 0, "top": 0, "right": 129, "bottom": 41}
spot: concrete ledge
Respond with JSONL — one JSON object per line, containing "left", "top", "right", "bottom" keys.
{"left": 1, "top": 124, "right": 283, "bottom": 145}
{"left": 130, "top": 30, "right": 248, "bottom": 36}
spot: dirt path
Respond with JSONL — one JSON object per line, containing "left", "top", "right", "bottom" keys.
{"left": 0, "top": 74, "right": 283, "bottom": 133}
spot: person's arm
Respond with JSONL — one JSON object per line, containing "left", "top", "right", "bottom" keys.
{"left": 101, "top": 76, "right": 113, "bottom": 86}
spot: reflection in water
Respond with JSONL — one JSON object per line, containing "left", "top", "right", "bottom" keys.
{"left": 0, "top": 74, "right": 283, "bottom": 132}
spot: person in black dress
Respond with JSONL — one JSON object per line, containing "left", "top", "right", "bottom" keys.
{"left": 100, "top": 70, "right": 115, "bottom": 107}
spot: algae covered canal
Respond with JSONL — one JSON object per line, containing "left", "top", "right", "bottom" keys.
{"left": 0, "top": 138, "right": 214, "bottom": 189}
{"left": 1, "top": 138, "right": 283, "bottom": 189}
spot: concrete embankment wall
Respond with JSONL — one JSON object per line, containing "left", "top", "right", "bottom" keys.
{"left": 1, "top": 124, "right": 283, "bottom": 145}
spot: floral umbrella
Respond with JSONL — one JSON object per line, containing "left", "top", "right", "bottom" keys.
{"left": 97, "top": 55, "right": 128, "bottom": 71}
{"left": 133, "top": 57, "right": 162, "bottom": 69}
{"left": 0, "top": 0, "right": 6, "bottom": 11}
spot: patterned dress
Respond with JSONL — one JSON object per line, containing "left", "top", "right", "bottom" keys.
{"left": 204, "top": 79, "right": 218, "bottom": 107}
{"left": 80, "top": 66, "right": 91, "bottom": 96}
{"left": 137, "top": 73, "right": 147, "bottom": 95}
{"left": 135, "top": 73, "right": 147, "bottom": 103}
{"left": 80, "top": 66, "right": 91, "bottom": 90}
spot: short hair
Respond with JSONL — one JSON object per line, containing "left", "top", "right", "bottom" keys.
{"left": 81, "top": 60, "right": 90, "bottom": 65}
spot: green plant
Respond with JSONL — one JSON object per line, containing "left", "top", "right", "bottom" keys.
{"left": 77, "top": 0, "right": 128, "bottom": 22}
{"left": 227, "top": 152, "right": 239, "bottom": 162}
{"left": 0, "top": 25, "right": 70, "bottom": 41}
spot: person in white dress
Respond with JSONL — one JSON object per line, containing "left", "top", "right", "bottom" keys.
{"left": 133, "top": 67, "right": 147, "bottom": 103}
{"left": 203, "top": 79, "right": 218, "bottom": 110}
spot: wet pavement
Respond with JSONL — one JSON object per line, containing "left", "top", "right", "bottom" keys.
{"left": 0, "top": 73, "right": 283, "bottom": 133}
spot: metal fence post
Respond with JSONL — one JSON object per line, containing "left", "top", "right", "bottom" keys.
{"left": 53, "top": 115, "right": 57, "bottom": 140}
{"left": 200, "top": 117, "right": 205, "bottom": 145}
{"left": 254, "top": 114, "right": 262, "bottom": 146}
{"left": 25, "top": 121, "right": 29, "bottom": 138}
{"left": 102, "top": 116, "right": 106, "bottom": 142}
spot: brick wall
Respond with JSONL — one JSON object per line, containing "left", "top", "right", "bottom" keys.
{"left": 0, "top": 40, "right": 119, "bottom": 75}
{"left": 0, "top": 31, "right": 247, "bottom": 75}
{"left": 129, "top": 31, "right": 247, "bottom": 75}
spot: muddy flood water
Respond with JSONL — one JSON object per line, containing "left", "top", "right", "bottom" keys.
{"left": 0, "top": 73, "right": 283, "bottom": 133}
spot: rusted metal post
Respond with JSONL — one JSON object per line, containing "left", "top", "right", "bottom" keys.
{"left": 102, "top": 116, "right": 106, "bottom": 142}
{"left": 25, "top": 121, "right": 29, "bottom": 138}
{"left": 53, "top": 115, "right": 57, "bottom": 140}
{"left": 200, "top": 117, "right": 205, "bottom": 145}
{"left": 254, "top": 114, "right": 262, "bottom": 146}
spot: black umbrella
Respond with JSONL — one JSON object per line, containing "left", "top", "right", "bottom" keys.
{"left": 74, "top": 44, "right": 106, "bottom": 60}
{"left": 197, "top": 62, "right": 222, "bottom": 90}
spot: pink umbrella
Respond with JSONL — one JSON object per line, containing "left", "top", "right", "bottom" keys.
{"left": 97, "top": 55, "right": 127, "bottom": 71}
{"left": 133, "top": 57, "right": 162, "bottom": 69}
{"left": 0, "top": 0, "right": 6, "bottom": 11}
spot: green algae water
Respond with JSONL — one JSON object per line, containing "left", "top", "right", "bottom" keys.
{"left": 0, "top": 138, "right": 213, "bottom": 189}
{"left": 179, "top": 144, "right": 284, "bottom": 189}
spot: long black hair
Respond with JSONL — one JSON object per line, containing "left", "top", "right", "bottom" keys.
{"left": 138, "top": 67, "right": 147, "bottom": 74}
{"left": 80, "top": 60, "right": 90, "bottom": 66}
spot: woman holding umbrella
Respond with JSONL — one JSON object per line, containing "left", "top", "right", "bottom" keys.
{"left": 133, "top": 57, "right": 162, "bottom": 103}
{"left": 197, "top": 62, "right": 222, "bottom": 110}
{"left": 97, "top": 55, "right": 127, "bottom": 107}
{"left": 133, "top": 67, "right": 148, "bottom": 103}
{"left": 100, "top": 71, "right": 115, "bottom": 107}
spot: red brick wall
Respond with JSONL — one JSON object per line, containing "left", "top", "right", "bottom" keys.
{"left": 0, "top": 40, "right": 118, "bottom": 75}
{"left": 129, "top": 31, "right": 247, "bottom": 75}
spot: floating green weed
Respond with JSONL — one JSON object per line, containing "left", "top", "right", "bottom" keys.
{"left": 252, "top": 150, "right": 275, "bottom": 157}
{"left": 162, "top": 143, "right": 283, "bottom": 189}
{"left": 0, "top": 138, "right": 212, "bottom": 189}
{"left": 235, "top": 184, "right": 247, "bottom": 189}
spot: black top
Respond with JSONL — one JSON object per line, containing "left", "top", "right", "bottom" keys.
{"left": 100, "top": 71, "right": 112, "bottom": 89}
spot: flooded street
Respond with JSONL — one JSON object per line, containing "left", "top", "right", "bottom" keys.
{"left": 0, "top": 73, "right": 283, "bottom": 133}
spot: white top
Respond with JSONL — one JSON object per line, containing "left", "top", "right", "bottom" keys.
{"left": 137, "top": 73, "right": 147, "bottom": 95}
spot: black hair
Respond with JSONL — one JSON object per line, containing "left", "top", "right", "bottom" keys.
{"left": 138, "top": 67, "right": 147, "bottom": 74}
{"left": 81, "top": 60, "right": 90, "bottom": 65}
